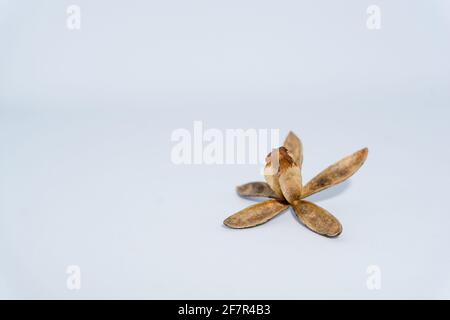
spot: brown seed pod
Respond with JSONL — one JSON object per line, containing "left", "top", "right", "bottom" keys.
{"left": 263, "top": 166, "right": 283, "bottom": 198}
{"left": 263, "top": 147, "right": 286, "bottom": 198}
{"left": 263, "top": 147, "right": 300, "bottom": 198}
{"left": 277, "top": 149, "right": 303, "bottom": 205}
{"left": 225, "top": 131, "right": 367, "bottom": 237}
{"left": 237, "top": 147, "right": 368, "bottom": 200}
{"left": 236, "top": 182, "right": 281, "bottom": 199}
{"left": 283, "top": 131, "right": 303, "bottom": 167}
{"left": 223, "top": 200, "right": 290, "bottom": 229}
{"left": 291, "top": 200, "right": 342, "bottom": 237}
{"left": 302, "top": 148, "right": 368, "bottom": 198}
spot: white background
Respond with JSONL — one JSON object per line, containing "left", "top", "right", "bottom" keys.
{"left": 1, "top": 0, "right": 450, "bottom": 299}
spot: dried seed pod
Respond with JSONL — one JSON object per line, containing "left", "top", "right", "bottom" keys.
{"left": 283, "top": 131, "right": 303, "bottom": 167}
{"left": 292, "top": 200, "right": 342, "bottom": 237}
{"left": 227, "top": 131, "right": 367, "bottom": 237}
{"left": 263, "top": 168, "right": 283, "bottom": 199}
{"left": 263, "top": 148, "right": 284, "bottom": 198}
{"left": 277, "top": 148, "right": 303, "bottom": 205}
{"left": 302, "top": 148, "right": 368, "bottom": 198}
{"left": 236, "top": 182, "right": 282, "bottom": 199}
{"left": 223, "top": 200, "right": 289, "bottom": 229}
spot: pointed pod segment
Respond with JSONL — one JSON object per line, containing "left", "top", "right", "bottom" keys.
{"left": 279, "top": 165, "right": 303, "bottom": 205}
{"left": 264, "top": 147, "right": 300, "bottom": 200}
{"left": 269, "top": 146, "right": 303, "bottom": 205}
{"left": 236, "top": 182, "right": 282, "bottom": 199}
{"left": 292, "top": 200, "right": 342, "bottom": 237}
{"left": 223, "top": 200, "right": 289, "bottom": 229}
{"left": 302, "top": 148, "right": 368, "bottom": 198}
{"left": 283, "top": 131, "right": 303, "bottom": 167}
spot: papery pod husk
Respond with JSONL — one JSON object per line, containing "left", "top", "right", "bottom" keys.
{"left": 302, "top": 148, "right": 368, "bottom": 198}
{"left": 223, "top": 200, "right": 290, "bottom": 229}
{"left": 283, "top": 131, "right": 303, "bottom": 167}
{"left": 236, "top": 181, "right": 280, "bottom": 199}
{"left": 291, "top": 200, "right": 342, "bottom": 237}
{"left": 238, "top": 147, "right": 368, "bottom": 200}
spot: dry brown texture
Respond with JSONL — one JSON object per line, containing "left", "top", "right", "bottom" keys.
{"left": 237, "top": 146, "right": 368, "bottom": 200}
{"left": 263, "top": 148, "right": 282, "bottom": 198}
{"left": 226, "top": 131, "right": 368, "bottom": 237}
{"left": 264, "top": 147, "right": 299, "bottom": 199}
{"left": 292, "top": 200, "right": 342, "bottom": 237}
{"left": 283, "top": 131, "right": 303, "bottom": 167}
{"left": 263, "top": 168, "right": 283, "bottom": 198}
{"left": 223, "top": 200, "right": 290, "bottom": 229}
{"left": 236, "top": 182, "right": 280, "bottom": 199}
{"left": 278, "top": 164, "right": 302, "bottom": 205}
{"left": 302, "top": 148, "right": 369, "bottom": 198}
{"left": 275, "top": 147, "right": 343, "bottom": 237}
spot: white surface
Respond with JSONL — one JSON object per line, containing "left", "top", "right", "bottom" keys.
{"left": 1, "top": 1, "right": 450, "bottom": 299}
